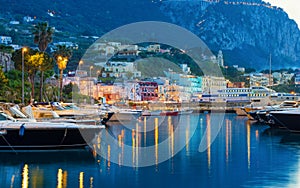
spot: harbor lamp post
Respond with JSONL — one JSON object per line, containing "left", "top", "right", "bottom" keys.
{"left": 79, "top": 60, "right": 84, "bottom": 71}
{"left": 21, "top": 47, "right": 27, "bottom": 104}
{"left": 57, "top": 56, "right": 68, "bottom": 102}
{"left": 89, "top": 66, "right": 94, "bottom": 99}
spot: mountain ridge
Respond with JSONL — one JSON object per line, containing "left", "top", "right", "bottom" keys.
{"left": 1, "top": 0, "right": 299, "bottom": 69}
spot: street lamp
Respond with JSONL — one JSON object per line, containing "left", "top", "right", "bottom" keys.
{"left": 79, "top": 60, "right": 83, "bottom": 71}
{"left": 57, "top": 56, "right": 68, "bottom": 102}
{"left": 22, "top": 47, "right": 27, "bottom": 104}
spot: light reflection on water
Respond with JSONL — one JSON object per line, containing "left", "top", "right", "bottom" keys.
{"left": 1, "top": 114, "right": 300, "bottom": 187}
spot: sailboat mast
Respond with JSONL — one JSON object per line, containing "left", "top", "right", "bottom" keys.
{"left": 269, "top": 53, "right": 272, "bottom": 86}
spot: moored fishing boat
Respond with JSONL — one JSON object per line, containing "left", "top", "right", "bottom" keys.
{"left": 106, "top": 106, "right": 141, "bottom": 122}
{"left": 0, "top": 111, "right": 104, "bottom": 150}
{"left": 160, "top": 110, "right": 179, "bottom": 116}
{"left": 178, "top": 109, "right": 193, "bottom": 115}
{"left": 142, "top": 110, "right": 162, "bottom": 116}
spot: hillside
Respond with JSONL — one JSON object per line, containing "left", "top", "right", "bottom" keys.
{"left": 1, "top": 0, "right": 300, "bottom": 70}
{"left": 161, "top": 0, "right": 300, "bottom": 69}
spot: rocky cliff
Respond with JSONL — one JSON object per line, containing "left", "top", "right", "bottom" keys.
{"left": 1, "top": 0, "right": 299, "bottom": 69}
{"left": 160, "top": 0, "right": 300, "bottom": 69}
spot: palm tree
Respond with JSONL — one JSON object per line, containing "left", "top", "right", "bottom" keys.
{"left": 33, "top": 22, "right": 54, "bottom": 52}
{"left": 33, "top": 22, "right": 54, "bottom": 101}
{"left": 53, "top": 45, "right": 72, "bottom": 101}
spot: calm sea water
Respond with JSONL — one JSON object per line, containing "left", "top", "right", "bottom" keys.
{"left": 1, "top": 113, "right": 300, "bottom": 188}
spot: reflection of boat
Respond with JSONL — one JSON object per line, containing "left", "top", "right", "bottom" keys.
{"left": 0, "top": 111, "right": 103, "bottom": 150}
{"left": 0, "top": 150, "right": 97, "bottom": 188}
{"left": 280, "top": 133, "right": 300, "bottom": 145}
{"left": 234, "top": 107, "right": 247, "bottom": 116}
{"left": 111, "top": 111, "right": 140, "bottom": 121}
{"left": 269, "top": 110, "right": 300, "bottom": 132}
{"left": 106, "top": 106, "right": 141, "bottom": 122}
{"left": 142, "top": 110, "right": 162, "bottom": 116}
{"left": 178, "top": 109, "right": 193, "bottom": 115}
{"left": 160, "top": 111, "right": 179, "bottom": 116}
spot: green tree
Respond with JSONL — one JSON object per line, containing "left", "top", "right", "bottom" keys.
{"left": 33, "top": 22, "right": 54, "bottom": 52}
{"left": 53, "top": 45, "right": 73, "bottom": 60}
{"left": 33, "top": 22, "right": 55, "bottom": 101}
{"left": 53, "top": 45, "right": 73, "bottom": 101}
{"left": 63, "top": 83, "right": 79, "bottom": 100}
{"left": 5, "top": 69, "right": 31, "bottom": 103}
{"left": 38, "top": 53, "right": 54, "bottom": 101}
{"left": 0, "top": 67, "right": 8, "bottom": 86}
{"left": 27, "top": 52, "right": 52, "bottom": 100}
{"left": 0, "top": 45, "right": 14, "bottom": 54}
{"left": 0, "top": 66, "right": 9, "bottom": 102}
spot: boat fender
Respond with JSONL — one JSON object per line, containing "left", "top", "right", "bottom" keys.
{"left": 19, "top": 123, "right": 25, "bottom": 136}
{"left": 0, "top": 129, "right": 7, "bottom": 135}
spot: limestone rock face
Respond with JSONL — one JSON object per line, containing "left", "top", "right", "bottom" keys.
{"left": 160, "top": 0, "right": 300, "bottom": 69}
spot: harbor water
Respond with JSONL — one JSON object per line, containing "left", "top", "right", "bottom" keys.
{"left": 1, "top": 113, "right": 300, "bottom": 187}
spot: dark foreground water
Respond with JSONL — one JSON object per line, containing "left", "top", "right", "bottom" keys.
{"left": 1, "top": 113, "right": 300, "bottom": 188}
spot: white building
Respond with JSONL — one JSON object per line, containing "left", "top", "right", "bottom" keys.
{"left": 102, "top": 62, "right": 141, "bottom": 79}
{"left": 201, "top": 76, "right": 227, "bottom": 93}
{"left": 9, "top": 21, "right": 19, "bottom": 25}
{"left": 9, "top": 44, "right": 21, "bottom": 50}
{"left": 23, "top": 16, "right": 34, "bottom": 22}
{"left": 272, "top": 72, "right": 294, "bottom": 84}
{"left": 217, "top": 50, "right": 224, "bottom": 67}
{"left": 53, "top": 42, "right": 78, "bottom": 50}
{"left": 180, "top": 64, "right": 191, "bottom": 74}
{"left": 0, "top": 36, "right": 12, "bottom": 44}
{"left": 107, "top": 42, "right": 121, "bottom": 48}
{"left": 164, "top": 69, "right": 203, "bottom": 101}
{"left": 233, "top": 65, "right": 245, "bottom": 73}
{"left": 147, "top": 44, "right": 160, "bottom": 53}
{"left": 250, "top": 73, "right": 271, "bottom": 87}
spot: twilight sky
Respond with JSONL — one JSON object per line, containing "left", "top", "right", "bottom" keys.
{"left": 265, "top": 0, "right": 300, "bottom": 27}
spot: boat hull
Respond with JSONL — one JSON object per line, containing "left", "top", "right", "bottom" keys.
{"left": 178, "top": 110, "right": 193, "bottom": 115}
{"left": 109, "top": 112, "right": 140, "bottom": 122}
{"left": 269, "top": 111, "right": 300, "bottom": 132}
{"left": 0, "top": 126, "right": 101, "bottom": 150}
{"left": 160, "top": 111, "right": 179, "bottom": 116}
{"left": 142, "top": 110, "right": 162, "bottom": 116}
{"left": 234, "top": 108, "right": 247, "bottom": 116}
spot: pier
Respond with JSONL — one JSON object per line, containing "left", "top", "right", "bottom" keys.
{"left": 119, "top": 101, "right": 251, "bottom": 113}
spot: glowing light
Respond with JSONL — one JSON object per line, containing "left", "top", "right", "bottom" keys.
{"left": 57, "top": 169, "right": 63, "bottom": 188}
{"left": 22, "top": 47, "right": 28, "bottom": 53}
{"left": 63, "top": 171, "right": 67, "bottom": 188}
{"left": 107, "top": 145, "right": 111, "bottom": 168}
{"left": 136, "top": 123, "right": 139, "bottom": 166}
{"left": 79, "top": 172, "right": 84, "bottom": 188}
{"left": 22, "top": 164, "right": 29, "bottom": 188}
{"left": 144, "top": 116, "right": 147, "bottom": 146}
{"left": 226, "top": 119, "right": 229, "bottom": 164}
{"left": 10, "top": 175, "right": 15, "bottom": 188}
{"left": 155, "top": 118, "right": 159, "bottom": 166}
{"left": 185, "top": 116, "right": 190, "bottom": 154}
{"left": 207, "top": 115, "right": 211, "bottom": 170}
{"left": 132, "top": 129, "right": 135, "bottom": 166}
{"left": 247, "top": 120, "right": 251, "bottom": 169}
{"left": 90, "top": 177, "right": 93, "bottom": 188}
